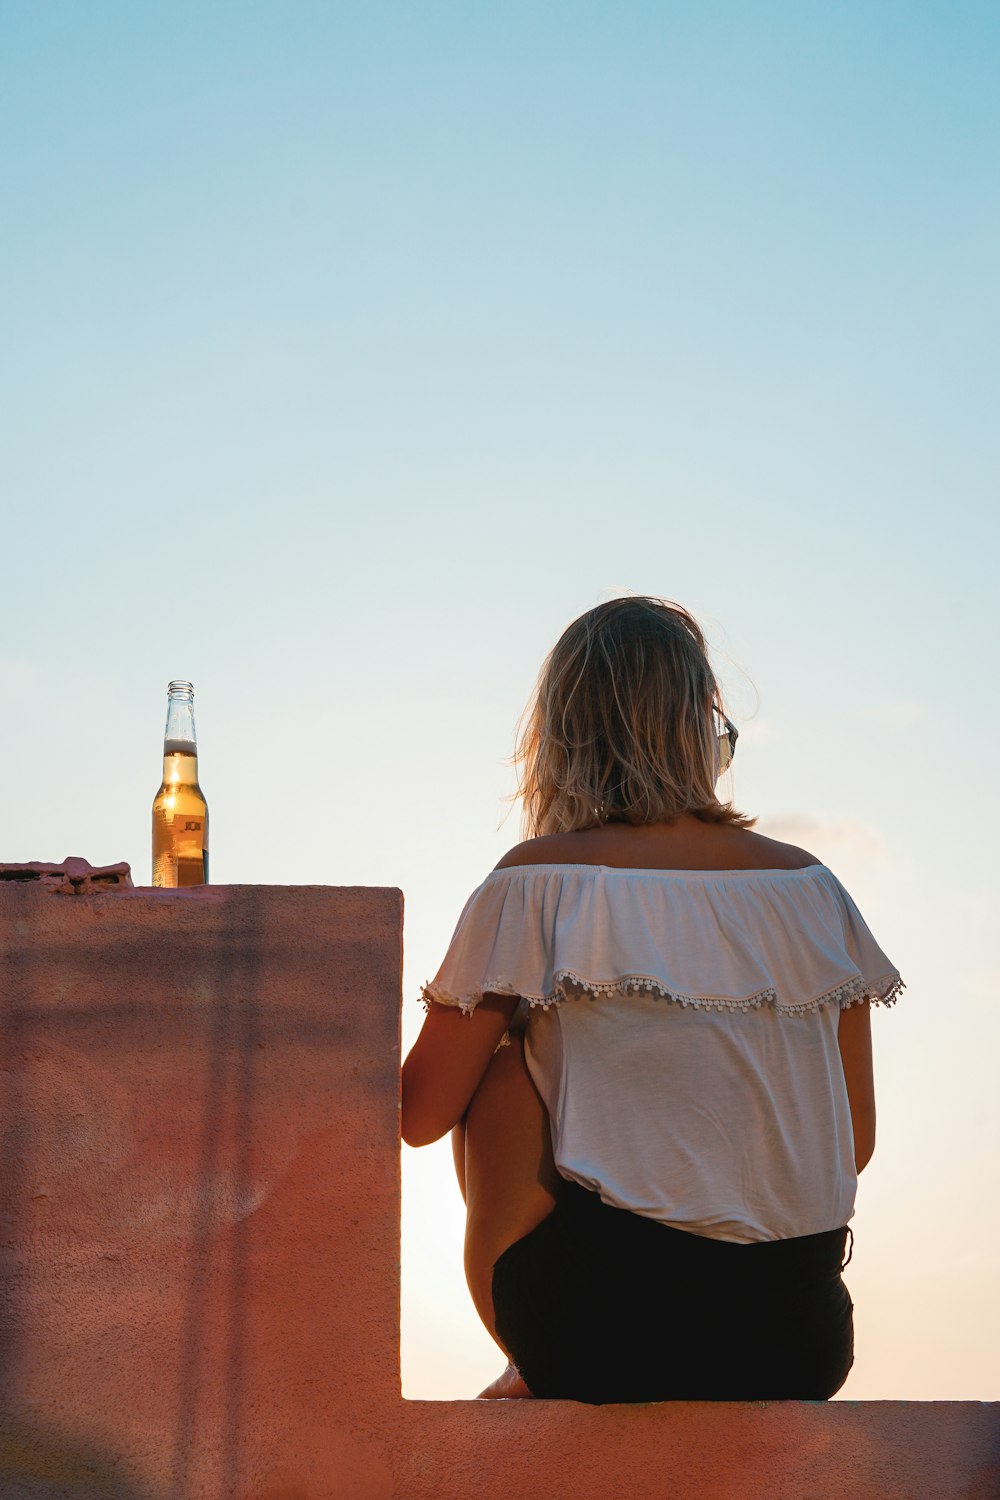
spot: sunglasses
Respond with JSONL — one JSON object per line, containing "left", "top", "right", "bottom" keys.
{"left": 714, "top": 706, "right": 738, "bottom": 774}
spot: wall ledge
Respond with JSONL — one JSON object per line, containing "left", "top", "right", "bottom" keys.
{"left": 0, "top": 884, "right": 995, "bottom": 1500}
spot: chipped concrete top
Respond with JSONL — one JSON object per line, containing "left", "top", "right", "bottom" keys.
{"left": 0, "top": 856, "right": 134, "bottom": 893}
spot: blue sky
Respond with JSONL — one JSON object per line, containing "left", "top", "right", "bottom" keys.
{"left": 3, "top": 2, "right": 998, "bottom": 1398}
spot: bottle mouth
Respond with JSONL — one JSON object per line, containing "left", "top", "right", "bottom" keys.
{"left": 167, "top": 679, "right": 195, "bottom": 700}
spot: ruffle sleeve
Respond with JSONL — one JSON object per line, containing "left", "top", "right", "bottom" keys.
{"left": 420, "top": 864, "right": 903, "bottom": 1017}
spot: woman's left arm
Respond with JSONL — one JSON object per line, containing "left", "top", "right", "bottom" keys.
{"left": 401, "top": 995, "right": 519, "bottom": 1147}
{"left": 838, "top": 1000, "right": 876, "bottom": 1173}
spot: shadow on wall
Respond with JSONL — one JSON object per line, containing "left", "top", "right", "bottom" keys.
{"left": 0, "top": 1423, "right": 152, "bottom": 1499}
{"left": 0, "top": 893, "right": 269, "bottom": 1500}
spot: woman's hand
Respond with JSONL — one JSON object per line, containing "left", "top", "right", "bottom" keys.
{"left": 401, "top": 995, "right": 519, "bottom": 1147}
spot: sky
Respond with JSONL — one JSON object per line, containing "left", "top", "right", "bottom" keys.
{"left": 2, "top": 1, "right": 998, "bottom": 1400}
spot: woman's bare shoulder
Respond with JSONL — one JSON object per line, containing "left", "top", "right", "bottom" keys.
{"left": 494, "top": 826, "right": 825, "bottom": 873}
{"left": 493, "top": 834, "right": 586, "bottom": 870}
{"left": 734, "top": 829, "right": 823, "bottom": 870}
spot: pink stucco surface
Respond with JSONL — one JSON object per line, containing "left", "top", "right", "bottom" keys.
{"left": 0, "top": 882, "right": 996, "bottom": 1500}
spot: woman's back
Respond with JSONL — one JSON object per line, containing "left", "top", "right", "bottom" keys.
{"left": 427, "top": 817, "right": 900, "bottom": 1243}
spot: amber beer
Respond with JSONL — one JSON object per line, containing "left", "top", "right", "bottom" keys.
{"left": 152, "top": 680, "right": 209, "bottom": 886}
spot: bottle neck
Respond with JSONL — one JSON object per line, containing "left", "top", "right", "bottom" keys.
{"left": 162, "top": 685, "right": 199, "bottom": 782}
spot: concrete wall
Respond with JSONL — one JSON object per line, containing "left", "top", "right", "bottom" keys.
{"left": 0, "top": 883, "right": 996, "bottom": 1500}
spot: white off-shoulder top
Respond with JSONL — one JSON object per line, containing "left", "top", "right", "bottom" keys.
{"left": 422, "top": 863, "right": 902, "bottom": 1243}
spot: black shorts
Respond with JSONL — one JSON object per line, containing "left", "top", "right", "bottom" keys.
{"left": 491, "top": 1180, "right": 854, "bottom": 1403}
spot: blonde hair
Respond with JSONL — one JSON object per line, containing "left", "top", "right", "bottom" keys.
{"left": 515, "top": 597, "right": 754, "bottom": 837}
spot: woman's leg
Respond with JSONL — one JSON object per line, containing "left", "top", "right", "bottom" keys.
{"left": 452, "top": 1035, "right": 560, "bottom": 1395}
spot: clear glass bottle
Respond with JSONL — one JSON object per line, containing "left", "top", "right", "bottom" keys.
{"left": 152, "top": 680, "right": 209, "bottom": 887}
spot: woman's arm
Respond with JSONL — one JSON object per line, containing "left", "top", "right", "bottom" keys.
{"left": 838, "top": 1000, "right": 876, "bottom": 1173}
{"left": 401, "top": 995, "right": 519, "bottom": 1147}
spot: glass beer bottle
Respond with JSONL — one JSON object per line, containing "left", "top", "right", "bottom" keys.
{"left": 152, "top": 680, "right": 209, "bottom": 887}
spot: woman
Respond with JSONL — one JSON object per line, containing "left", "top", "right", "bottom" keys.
{"left": 401, "top": 597, "right": 902, "bottom": 1403}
